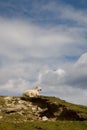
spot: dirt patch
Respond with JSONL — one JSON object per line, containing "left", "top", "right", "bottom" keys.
{"left": 21, "top": 96, "right": 85, "bottom": 121}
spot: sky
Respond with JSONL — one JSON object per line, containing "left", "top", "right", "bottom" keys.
{"left": 0, "top": 0, "right": 87, "bottom": 105}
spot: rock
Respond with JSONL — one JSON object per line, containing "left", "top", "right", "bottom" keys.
{"left": 17, "top": 111, "right": 23, "bottom": 115}
{"left": 18, "top": 100, "right": 25, "bottom": 104}
{"left": 6, "top": 104, "right": 12, "bottom": 107}
{"left": 0, "top": 106, "right": 2, "bottom": 108}
{"left": 42, "top": 116, "right": 48, "bottom": 121}
{"left": 4, "top": 96, "right": 13, "bottom": 101}
{"left": 27, "top": 103, "right": 32, "bottom": 107}
{"left": 2, "top": 104, "right": 26, "bottom": 113}
{"left": 53, "top": 102, "right": 58, "bottom": 105}
{"left": 37, "top": 107, "right": 43, "bottom": 112}
{"left": 2, "top": 107, "right": 20, "bottom": 113}
{"left": 32, "top": 107, "right": 37, "bottom": 113}
{"left": 16, "top": 104, "right": 28, "bottom": 110}
{"left": 0, "top": 106, "right": 2, "bottom": 112}
{"left": 0, "top": 116, "right": 3, "bottom": 119}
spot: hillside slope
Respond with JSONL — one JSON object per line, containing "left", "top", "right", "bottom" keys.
{"left": 0, "top": 95, "right": 87, "bottom": 123}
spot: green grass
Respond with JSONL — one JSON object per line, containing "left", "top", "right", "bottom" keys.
{"left": 0, "top": 121, "right": 87, "bottom": 130}
{"left": 0, "top": 95, "right": 87, "bottom": 130}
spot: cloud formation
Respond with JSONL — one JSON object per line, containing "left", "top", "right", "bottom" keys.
{"left": 0, "top": 0, "right": 87, "bottom": 105}
{"left": 37, "top": 53, "right": 87, "bottom": 105}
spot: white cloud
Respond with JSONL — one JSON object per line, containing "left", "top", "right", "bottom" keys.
{"left": 0, "top": 17, "right": 87, "bottom": 105}
{"left": 0, "top": 1, "right": 87, "bottom": 105}
{"left": 36, "top": 53, "right": 87, "bottom": 105}
{"left": 75, "top": 53, "right": 87, "bottom": 66}
{"left": 0, "top": 78, "right": 31, "bottom": 96}
{"left": 42, "top": 1, "right": 87, "bottom": 25}
{"left": 38, "top": 68, "right": 66, "bottom": 86}
{"left": 0, "top": 17, "right": 86, "bottom": 60}
{"left": 54, "top": 69, "right": 66, "bottom": 76}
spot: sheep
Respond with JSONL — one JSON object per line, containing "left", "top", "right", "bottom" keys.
{"left": 23, "top": 86, "right": 42, "bottom": 98}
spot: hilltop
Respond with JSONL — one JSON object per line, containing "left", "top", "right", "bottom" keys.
{"left": 0, "top": 95, "right": 87, "bottom": 130}
{"left": 0, "top": 95, "right": 87, "bottom": 122}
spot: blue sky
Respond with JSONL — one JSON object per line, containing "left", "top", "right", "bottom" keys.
{"left": 0, "top": 0, "right": 87, "bottom": 105}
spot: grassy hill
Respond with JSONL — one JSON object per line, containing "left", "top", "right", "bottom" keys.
{"left": 0, "top": 95, "right": 87, "bottom": 130}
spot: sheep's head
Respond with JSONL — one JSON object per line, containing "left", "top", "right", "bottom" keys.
{"left": 35, "top": 86, "right": 42, "bottom": 91}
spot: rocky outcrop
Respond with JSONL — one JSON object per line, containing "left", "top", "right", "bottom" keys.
{"left": 0, "top": 96, "right": 86, "bottom": 123}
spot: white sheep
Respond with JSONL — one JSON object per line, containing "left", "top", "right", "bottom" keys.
{"left": 23, "top": 86, "right": 42, "bottom": 98}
